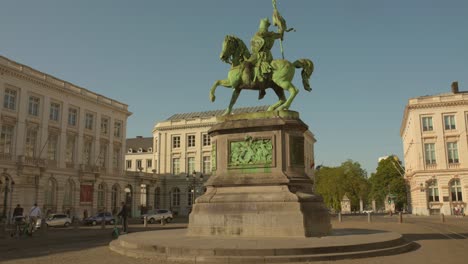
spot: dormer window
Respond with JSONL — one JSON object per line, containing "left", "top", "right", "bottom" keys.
{"left": 128, "top": 148, "right": 133, "bottom": 153}
{"left": 138, "top": 148, "right": 143, "bottom": 153}
{"left": 148, "top": 147, "right": 153, "bottom": 152}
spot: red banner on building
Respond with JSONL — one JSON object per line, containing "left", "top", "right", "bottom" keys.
{"left": 80, "top": 184, "right": 93, "bottom": 203}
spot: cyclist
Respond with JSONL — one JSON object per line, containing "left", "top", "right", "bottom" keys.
{"left": 12, "top": 204, "right": 24, "bottom": 237}
{"left": 28, "top": 203, "right": 42, "bottom": 234}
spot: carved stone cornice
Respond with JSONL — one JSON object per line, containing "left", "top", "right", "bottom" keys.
{"left": 407, "top": 100, "right": 468, "bottom": 110}
{"left": 154, "top": 122, "right": 218, "bottom": 132}
{"left": 0, "top": 55, "right": 131, "bottom": 115}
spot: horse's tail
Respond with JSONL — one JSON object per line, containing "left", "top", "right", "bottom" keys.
{"left": 293, "top": 59, "right": 314, "bottom": 91}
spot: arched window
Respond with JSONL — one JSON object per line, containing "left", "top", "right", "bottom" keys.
{"left": 44, "top": 178, "right": 57, "bottom": 212}
{"left": 450, "top": 179, "right": 463, "bottom": 202}
{"left": 187, "top": 186, "right": 194, "bottom": 206}
{"left": 140, "top": 184, "right": 148, "bottom": 207}
{"left": 63, "top": 180, "right": 74, "bottom": 207}
{"left": 427, "top": 180, "right": 439, "bottom": 202}
{"left": 124, "top": 185, "right": 133, "bottom": 217}
{"left": 111, "top": 184, "right": 119, "bottom": 214}
{"left": 154, "top": 187, "right": 160, "bottom": 209}
{"left": 97, "top": 183, "right": 106, "bottom": 209}
{"left": 1, "top": 175, "right": 12, "bottom": 218}
{"left": 171, "top": 187, "right": 180, "bottom": 207}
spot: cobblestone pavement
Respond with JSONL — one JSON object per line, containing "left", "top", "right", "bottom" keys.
{"left": 0, "top": 215, "right": 467, "bottom": 264}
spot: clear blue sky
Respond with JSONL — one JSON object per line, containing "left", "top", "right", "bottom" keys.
{"left": 1, "top": 0, "right": 467, "bottom": 174}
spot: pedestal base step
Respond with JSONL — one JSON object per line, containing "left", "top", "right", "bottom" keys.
{"left": 109, "top": 228, "right": 418, "bottom": 263}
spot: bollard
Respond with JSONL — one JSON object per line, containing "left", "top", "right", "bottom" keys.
{"left": 161, "top": 218, "right": 166, "bottom": 226}
{"left": 367, "top": 212, "right": 372, "bottom": 223}
{"left": 398, "top": 212, "right": 403, "bottom": 223}
{"left": 143, "top": 216, "right": 147, "bottom": 227}
{"left": 441, "top": 213, "right": 445, "bottom": 223}
{"left": 101, "top": 217, "right": 105, "bottom": 229}
{"left": 338, "top": 212, "right": 342, "bottom": 223}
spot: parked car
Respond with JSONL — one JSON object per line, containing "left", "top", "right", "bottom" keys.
{"left": 45, "top": 213, "right": 72, "bottom": 227}
{"left": 83, "top": 212, "right": 115, "bottom": 225}
{"left": 141, "top": 209, "right": 173, "bottom": 224}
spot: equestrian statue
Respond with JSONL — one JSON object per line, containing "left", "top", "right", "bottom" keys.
{"left": 209, "top": 0, "right": 314, "bottom": 115}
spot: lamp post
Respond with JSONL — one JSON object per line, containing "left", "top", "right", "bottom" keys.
{"left": 186, "top": 170, "right": 204, "bottom": 207}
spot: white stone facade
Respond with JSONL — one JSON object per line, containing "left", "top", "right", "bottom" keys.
{"left": 401, "top": 86, "right": 468, "bottom": 216}
{"left": 0, "top": 55, "right": 131, "bottom": 221}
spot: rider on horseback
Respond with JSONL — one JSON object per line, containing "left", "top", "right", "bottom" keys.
{"left": 247, "top": 18, "right": 283, "bottom": 84}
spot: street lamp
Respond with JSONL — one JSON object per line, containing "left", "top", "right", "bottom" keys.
{"left": 186, "top": 170, "right": 204, "bottom": 203}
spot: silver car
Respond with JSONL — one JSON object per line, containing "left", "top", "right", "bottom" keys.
{"left": 141, "top": 209, "right": 173, "bottom": 224}
{"left": 45, "top": 213, "right": 72, "bottom": 227}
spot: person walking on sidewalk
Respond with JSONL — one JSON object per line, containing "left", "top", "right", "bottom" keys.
{"left": 117, "top": 202, "right": 128, "bottom": 233}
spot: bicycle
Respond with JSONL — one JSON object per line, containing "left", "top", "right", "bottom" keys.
{"left": 10, "top": 216, "right": 32, "bottom": 238}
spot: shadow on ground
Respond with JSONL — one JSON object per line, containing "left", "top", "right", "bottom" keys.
{"left": 0, "top": 225, "right": 185, "bottom": 262}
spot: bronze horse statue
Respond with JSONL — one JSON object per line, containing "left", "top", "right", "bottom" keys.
{"left": 209, "top": 35, "right": 314, "bottom": 115}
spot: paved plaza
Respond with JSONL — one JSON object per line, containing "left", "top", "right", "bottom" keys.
{"left": 0, "top": 215, "right": 467, "bottom": 264}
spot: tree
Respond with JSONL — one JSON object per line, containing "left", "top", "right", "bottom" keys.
{"left": 315, "top": 160, "right": 369, "bottom": 212}
{"left": 369, "top": 156, "right": 407, "bottom": 211}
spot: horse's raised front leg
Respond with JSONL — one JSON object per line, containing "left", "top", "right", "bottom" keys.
{"left": 275, "top": 81, "right": 298, "bottom": 111}
{"left": 210, "top": 79, "right": 232, "bottom": 102}
{"left": 223, "top": 88, "right": 241, "bottom": 116}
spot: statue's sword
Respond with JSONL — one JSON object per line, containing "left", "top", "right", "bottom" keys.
{"left": 272, "top": 0, "right": 295, "bottom": 59}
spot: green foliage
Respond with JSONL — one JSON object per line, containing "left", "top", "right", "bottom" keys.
{"left": 315, "top": 160, "right": 369, "bottom": 212}
{"left": 368, "top": 156, "right": 407, "bottom": 210}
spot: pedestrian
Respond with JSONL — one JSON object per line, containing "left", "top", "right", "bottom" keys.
{"left": 28, "top": 203, "right": 42, "bottom": 234}
{"left": 117, "top": 202, "right": 128, "bottom": 233}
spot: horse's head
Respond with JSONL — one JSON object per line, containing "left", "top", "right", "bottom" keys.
{"left": 220, "top": 35, "right": 237, "bottom": 64}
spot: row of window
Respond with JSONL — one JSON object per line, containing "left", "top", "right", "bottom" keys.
{"left": 171, "top": 156, "right": 211, "bottom": 175}
{"left": 3, "top": 88, "right": 123, "bottom": 137}
{"left": 126, "top": 159, "right": 153, "bottom": 170}
{"left": 424, "top": 142, "right": 460, "bottom": 165}
{"left": 44, "top": 179, "right": 122, "bottom": 214}
{"left": 172, "top": 134, "right": 211, "bottom": 149}
{"left": 426, "top": 179, "right": 463, "bottom": 202}
{"left": 422, "top": 115, "right": 464, "bottom": 132}
{"left": 128, "top": 147, "right": 153, "bottom": 153}
{"left": 0, "top": 124, "right": 121, "bottom": 168}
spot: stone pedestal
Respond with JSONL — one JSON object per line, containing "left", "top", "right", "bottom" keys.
{"left": 187, "top": 111, "right": 331, "bottom": 237}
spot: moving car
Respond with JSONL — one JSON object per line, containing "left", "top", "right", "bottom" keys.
{"left": 83, "top": 212, "right": 115, "bottom": 225}
{"left": 141, "top": 209, "right": 173, "bottom": 224}
{"left": 45, "top": 213, "right": 72, "bottom": 227}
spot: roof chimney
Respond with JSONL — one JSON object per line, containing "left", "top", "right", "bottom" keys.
{"left": 451, "top": 81, "right": 459, "bottom": 94}
{"left": 136, "top": 136, "right": 143, "bottom": 138}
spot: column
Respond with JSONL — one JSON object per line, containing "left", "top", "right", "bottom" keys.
{"left": 58, "top": 101, "right": 68, "bottom": 168}
{"left": 39, "top": 96, "right": 50, "bottom": 159}
{"left": 108, "top": 117, "right": 115, "bottom": 175}
{"left": 94, "top": 113, "right": 101, "bottom": 170}
{"left": 15, "top": 88, "right": 28, "bottom": 156}
{"left": 76, "top": 109, "right": 86, "bottom": 165}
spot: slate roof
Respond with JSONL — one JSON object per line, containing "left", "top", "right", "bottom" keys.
{"left": 165, "top": 105, "right": 270, "bottom": 121}
{"left": 126, "top": 136, "right": 153, "bottom": 152}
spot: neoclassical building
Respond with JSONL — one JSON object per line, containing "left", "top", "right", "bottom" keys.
{"left": 122, "top": 107, "right": 317, "bottom": 217}
{"left": 401, "top": 82, "right": 467, "bottom": 215}
{"left": 0, "top": 55, "right": 131, "bottom": 221}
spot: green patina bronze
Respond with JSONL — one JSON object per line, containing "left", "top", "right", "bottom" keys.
{"left": 210, "top": 0, "right": 314, "bottom": 115}
{"left": 229, "top": 136, "right": 273, "bottom": 167}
